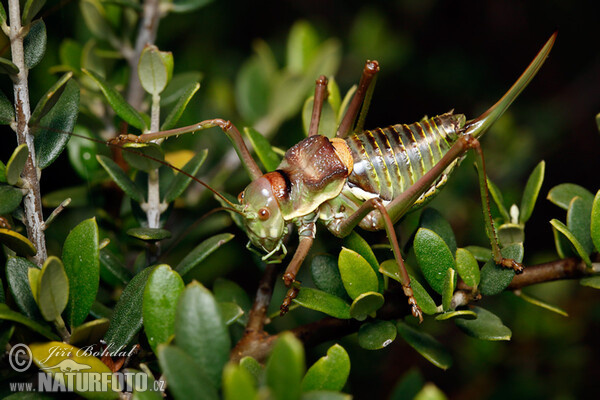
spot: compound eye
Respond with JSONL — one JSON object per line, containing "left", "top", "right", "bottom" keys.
{"left": 237, "top": 192, "right": 245, "bottom": 204}
{"left": 258, "top": 207, "right": 270, "bottom": 220}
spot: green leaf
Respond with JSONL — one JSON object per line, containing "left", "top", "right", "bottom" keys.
{"left": 62, "top": 218, "right": 99, "bottom": 328}
{"left": 310, "top": 254, "right": 347, "bottom": 298}
{"left": 213, "top": 278, "right": 252, "bottom": 316}
{"left": 104, "top": 266, "right": 155, "bottom": 350}
{"left": 157, "top": 344, "right": 218, "bottom": 400}
{"left": 419, "top": 208, "right": 457, "bottom": 254}
{"left": 0, "top": 185, "right": 24, "bottom": 214}
{"left": 349, "top": 291, "right": 384, "bottom": 320}
{"left": 455, "top": 248, "right": 480, "bottom": 288}
{"left": 414, "top": 228, "right": 455, "bottom": 294}
{"left": 552, "top": 222, "right": 576, "bottom": 259}
{"left": 547, "top": 183, "right": 594, "bottom": 210}
{"left": 519, "top": 161, "right": 545, "bottom": 223}
{"left": 175, "top": 281, "right": 230, "bottom": 388}
{"left": 99, "top": 248, "right": 132, "bottom": 286}
{"left": 143, "top": 265, "right": 184, "bottom": 353}
{"left": 580, "top": 276, "right": 600, "bottom": 289}
{"left": 396, "top": 321, "right": 452, "bottom": 370}
{"left": 301, "top": 392, "right": 351, "bottom": 400}
{"left": 293, "top": 287, "right": 351, "bottom": 319}
{"left": 37, "top": 256, "right": 69, "bottom": 321}
{"left": 487, "top": 178, "right": 510, "bottom": 222}
{"left": 22, "top": 0, "right": 46, "bottom": 24}
{"left": 287, "top": 21, "right": 319, "bottom": 74}
{"left": 23, "top": 19, "right": 46, "bottom": 69}
{"left": 122, "top": 142, "right": 164, "bottom": 172}
{"left": 79, "top": 0, "right": 115, "bottom": 40}
{"left": 34, "top": 80, "right": 80, "bottom": 169}
{"left": 161, "top": 149, "right": 207, "bottom": 202}
{"left": 69, "top": 318, "right": 110, "bottom": 346}
{"left": 592, "top": 190, "right": 600, "bottom": 253}
{"left": 239, "top": 356, "right": 262, "bottom": 384}
{"left": 6, "top": 143, "right": 29, "bottom": 186}
{"left": 379, "top": 259, "right": 401, "bottom": 283}
{"left": 338, "top": 247, "right": 379, "bottom": 299}
{"left": 550, "top": 219, "right": 592, "bottom": 267}
{"left": 358, "top": 320, "right": 397, "bottom": 350}
{"left": 266, "top": 332, "right": 305, "bottom": 400}
{"left": 497, "top": 223, "right": 524, "bottom": 247}
{"left": 514, "top": 291, "right": 568, "bottom": 317}
{"left": 28, "top": 267, "right": 41, "bottom": 302}
{"left": 127, "top": 227, "right": 172, "bottom": 241}
{"left": 170, "top": 0, "right": 213, "bottom": 13}
{"left": 0, "top": 228, "right": 36, "bottom": 256}
{"left": 138, "top": 45, "right": 171, "bottom": 95}
{"left": 0, "top": 57, "right": 19, "bottom": 75}
{"left": 160, "top": 72, "right": 202, "bottom": 106}
{"left": 83, "top": 68, "right": 147, "bottom": 130}
{"left": 0, "top": 88, "right": 15, "bottom": 124}
{"left": 244, "top": 127, "right": 281, "bottom": 172}
{"left": 302, "top": 344, "right": 350, "bottom": 392}
{"left": 302, "top": 96, "right": 337, "bottom": 138}
{"left": 223, "top": 362, "right": 257, "bottom": 400}
{"left": 414, "top": 383, "right": 448, "bottom": 400}
{"left": 479, "top": 243, "right": 523, "bottom": 296}
{"left": 96, "top": 155, "right": 145, "bottom": 202}
{"left": 464, "top": 246, "right": 491, "bottom": 262}
{"left": 175, "top": 233, "right": 234, "bottom": 276}
{"left": 343, "top": 231, "right": 383, "bottom": 292}
{"left": 441, "top": 268, "right": 455, "bottom": 311}
{"left": 235, "top": 56, "right": 270, "bottom": 123}
{"left": 567, "top": 196, "right": 594, "bottom": 256}
{"left": 435, "top": 310, "right": 477, "bottom": 321}
{"left": 59, "top": 39, "right": 82, "bottom": 72}
{"left": 29, "top": 72, "right": 73, "bottom": 127}
{"left": 6, "top": 257, "right": 42, "bottom": 320}
{"left": 0, "top": 304, "right": 58, "bottom": 340}
{"left": 218, "top": 302, "right": 244, "bottom": 325}
{"left": 454, "top": 306, "right": 512, "bottom": 341}
{"left": 409, "top": 275, "right": 438, "bottom": 315}
{"left": 160, "top": 81, "right": 200, "bottom": 131}
{"left": 389, "top": 369, "right": 424, "bottom": 400}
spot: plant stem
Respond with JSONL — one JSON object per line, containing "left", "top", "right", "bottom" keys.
{"left": 145, "top": 94, "right": 162, "bottom": 230}
{"left": 8, "top": 0, "right": 47, "bottom": 267}
{"left": 53, "top": 316, "right": 70, "bottom": 342}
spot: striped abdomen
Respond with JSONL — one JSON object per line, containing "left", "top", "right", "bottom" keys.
{"left": 345, "top": 112, "right": 466, "bottom": 201}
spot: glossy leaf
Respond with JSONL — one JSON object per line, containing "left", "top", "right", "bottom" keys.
{"left": 235, "top": 56, "right": 270, "bottom": 123}
{"left": 34, "top": 80, "right": 79, "bottom": 169}
{"left": 96, "top": 155, "right": 145, "bottom": 202}
{"left": 414, "top": 228, "right": 455, "bottom": 294}
{"left": 127, "top": 227, "right": 172, "bottom": 241}
{"left": 62, "top": 218, "right": 99, "bottom": 327}
{"left": 293, "top": 287, "right": 351, "bottom": 319}
{"left": 175, "top": 233, "right": 234, "bottom": 276}
{"left": 441, "top": 268, "right": 455, "bottom": 311}
{"left": 419, "top": 208, "right": 457, "bottom": 254}
{"left": 99, "top": 248, "right": 132, "bottom": 286}
{"left": 343, "top": 231, "right": 383, "bottom": 292}
{"left": 487, "top": 178, "right": 510, "bottom": 222}
{"left": 0, "top": 88, "right": 15, "bottom": 125}
{"left": 287, "top": 21, "right": 319, "bottom": 74}
{"left": 83, "top": 69, "right": 147, "bottom": 130}
{"left": 161, "top": 81, "right": 200, "bottom": 130}
{"left": 121, "top": 142, "right": 164, "bottom": 172}
{"left": 454, "top": 306, "right": 512, "bottom": 341}
{"left": 104, "top": 266, "right": 155, "bottom": 350}
{"left": 0, "top": 304, "right": 58, "bottom": 340}
{"left": 580, "top": 276, "right": 600, "bottom": 289}
{"left": 143, "top": 265, "right": 184, "bottom": 353}
{"left": 379, "top": 259, "right": 401, "bottom": 283}
{"left": 0, "top": 185, "right": 24, "bottom": 214}
{"left": 409, "top": 275, "right": 438, "bottom": 315}
{"left": 0, "top": 57, "right": 19, "bottom": 75}
{"left": 37, "top": 256, "right": 69, "bottom": 321}
{"left": 223, "top": 362, "right": 257, "bottom": 400}
{"left": 455, "top": 248, "right": 480, "bottom": 288}
{"left": 157, "top": 344, "right": 218, "bottom": 400}
{"left": 310, "top": 254, "right": 347, "bottom": 298}
{"left": 514, "top": 291, "right": 568, "bottom": 317}
{"left": 435, "top": 310, "right": 477, "bottom": 321}
{"left": 592, "top": 190, "right": 600, "bottom": 253}
{"left": 0, "top": 229, "right": 36, "bottom": 256}
{"left": 338, "top": 247, "right": 379, "bottom": 299}
{"left": 550, "top": 219, "right": 592, "bottom": 266}
{"left": 349, "top": 291, "right": 384, "bottom": 320}
{"left": 552, "top": 221, "right": 577, "bottom": 259}
{"left": 464, "top": 246, "right": 492, "bottom": 262}
{"left": 213, "top": 278, "right": 252, "bottom": 316}
{"left": 497, "top": 223, "right": 524, "bottom": 247}
{"left": 6, "top": 144, "right": 29, "bottom": 186}
{"left": 160, "top": 72, "right": 202, "bottom": 106}
{"left": 396, "top": 321, "right": 452, "bottom": 370}
{"left": 358, "top": 320, "right": 397, "bottom": 350}
{"left": 22, "top": 0, "right": 46, "bottom": 24}
{"left": 266, "top": 332, "right": 305, "bottom": 400}
{"left": 6, "top": 257, "right": 41, "bottom": 319}
{"left": 244, "top": 127, "right": 281, "bottom": 172}
{"left": 29, "top": 72, "right": 73, "bottom": 127}
{"left": 519, "top": 161, "right": 545, "bottom": 223}
{"left": 218, "top": 302, "right": 244, "bottom": 325}
{"left": 23, "top": 19, "right": 46, "bottom": 69}
{"left": 567, "top": 196, "right": 594, "bottom": 256}
{"left": 138, "top": 45, "right": 172, "bottom": 95}
{"left": 28, "top": 267, "right": 41, "bottom": 302}
{"left": 479, "top": 243, "right": 523, "bottom": 296}
{"left": 170, "top": 0, "right": 213, "bottom": 13}
{"left": 69, "top": 318, "right": 110, "bottom": 346}
{"left": 175, "top": 281, "right": 230, "bottom": 388}
{"left": 302, "top": 344, "right": 350, "bottom": 392}
{"left": 547, "top": 183, "right": 594, "bottom": 210}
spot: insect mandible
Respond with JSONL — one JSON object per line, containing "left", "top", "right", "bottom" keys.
{"left": 111, "top": 33, "right": 557, "bottom": 322}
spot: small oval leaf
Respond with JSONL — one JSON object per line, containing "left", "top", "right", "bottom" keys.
{"left": 409, "top": 275, "right": 438, "bottom": 315}
{"left": 592, "top": 190, "right": 600, "bottom": 253}
{"left": 0, "top": 304, "right": 58, "bottom": 340}
{"left": 23, "top": 19, "right": 47, "bottom": 69}
{"left": 396, "top": 321, "right": 452, "bottom": 370}
{"left": 244, "top": 127, "right": 281, "bottom": 172}
{"left": 414, "top": 228, "right": 455, "bottom": 294}
{"left": 96, "top": 155, "right": 145, "bottom": 203}
{"left": 265, "top": 332, "right": 305, "bottom": 400}
{"left": 454, "top": 306, "right": 512, "bottom": 341}
{"left": 419, "top": 208, "right": 457, "bottom": 255}
{"left": 293, "top": 287, "right": 351, "bottom": 319}
{"left": 567, "top": 196, "right": 594, "bottom": 256}
{"left": 550, "top": 219, "right": 592, "bottom": 267}
{"left": 343, "top": 231, "right": 383, "bottom": 293}
{"left": 0, "top": 186, "right": 24, "bottom": 215}
{"left": 455, "top": 248, "right": 480, "bottom": 288}
{"left": 547, "top": 183, "right": 594, "bottom": 210}
{"left": 349, "top": 291, "right": 384, "bottom": 320}
{"left": 519, "top": 161, "right": 545, "bottom": 223}
{"left": 175, "top": 233, "right": 234, "bottom": 277}
{"left": 338, "top": 247, "right": 378, "bottom": 299}
{"left": 127, "top": 227, "right": 172, "bottom": 241}
{"left": 6, "top": 257, "right": 41, "bottom": 319}
{"left": 310, "top": 254, "right": 347, "bottom": 298}
{"left": 6, "top": 144, "right": 29, "bottom": 186}
{"left": 479, "top": 243, "right": 523, "bottom": 296}
{"left": 301, "top": 344, "right": 350, "bottom": 392}
{"left": 358, "top": 320, "right": 397, "bottom": 350}
{"left": 37, "top": 256, "right": 69, "bottom": 321}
